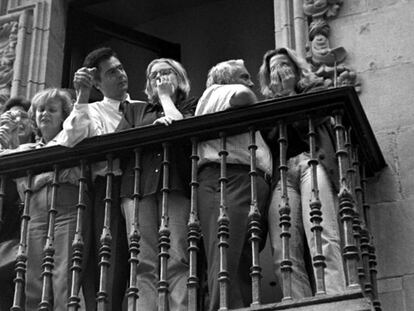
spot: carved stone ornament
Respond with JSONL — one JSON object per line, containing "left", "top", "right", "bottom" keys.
{"left": 306, "top": 19, "right": 360, "bottom": 91}
{"left": 0, "top": 21, "right": 18, "bottom": 108}
{"left": 303, "top": 0, "right": 343, "bottom": 19}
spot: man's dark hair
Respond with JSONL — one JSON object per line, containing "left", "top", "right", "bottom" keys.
{"left": 82, "top": 47, "right": 118, "bottom": 80}
{"left": 4, "top": 96, "right": 31, "bottom": 112}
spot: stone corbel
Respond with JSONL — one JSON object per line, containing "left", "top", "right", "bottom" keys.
{"left": 303, "top": 2, "right": 361, "bottom": 91}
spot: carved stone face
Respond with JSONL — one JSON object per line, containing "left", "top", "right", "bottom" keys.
{"left": 312, "top": 34, "right": 330, "bottom": 57}
{"left": 303, "top": 0, "right": 328, "bottom": 16}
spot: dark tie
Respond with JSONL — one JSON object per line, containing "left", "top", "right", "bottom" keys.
{"left": 117, "top": 100, "right": 133, "bottom": 130}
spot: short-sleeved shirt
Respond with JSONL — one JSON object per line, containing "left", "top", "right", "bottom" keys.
{"left": 195, "top": 84, "right": 272, "bottom": 176}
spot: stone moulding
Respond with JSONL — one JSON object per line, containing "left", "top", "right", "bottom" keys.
{"left": 0, "top": 1, "right": 50, "bottom": 109}
{"left": 0, "top": 13, "right": 20, "bottom": 108}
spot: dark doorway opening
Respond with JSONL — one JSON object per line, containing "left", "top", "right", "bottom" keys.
{"left": 63, "top": 7, "right": 180, "bottom": 101}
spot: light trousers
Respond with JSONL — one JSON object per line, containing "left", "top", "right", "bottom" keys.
{"left": 268, "top": 153, "right": 345, "bottom": 298}
{"left": 25, "top": 183, "right": 91, "bottom": 311}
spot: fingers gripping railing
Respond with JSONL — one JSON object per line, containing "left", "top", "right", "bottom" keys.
{"left": 68, "top": 160, "right": 88, "bottom": 311}
{"left": 158, "top": 142, "right": 171, "bottom": 311}
{"left": 278, "top": 121, "right": 293, "bottom": 301}
{"left": 127, "top": 148, "right": 142, "bottom": 310}
{"left": 248, "top": 128, "right": 263, "bottom": 306}
{"left": 218, "top": 132, "right": 230, "bottom": 311}
{"left": 97, "top": 154, "right": 115, "bottom": 311}
{"left": 307, "top": 117, "right": 327, "bottom": 295}
{"left": 187, "top": 138, "right": 201, "bottom": 310}
{"left": 11, "top": 171, "right": 33, "bottom": 311}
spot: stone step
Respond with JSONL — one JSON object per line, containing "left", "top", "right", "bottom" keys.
{"left": 233, "top": 290, "right": 373, "bottom": 311}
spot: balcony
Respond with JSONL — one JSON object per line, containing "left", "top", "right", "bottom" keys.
{"left": 0, "top": 87, "right": 385, "bottom": 310}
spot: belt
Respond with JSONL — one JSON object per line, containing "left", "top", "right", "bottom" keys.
{"left": 199, "top": 162, "right": 272, "bottom": 184}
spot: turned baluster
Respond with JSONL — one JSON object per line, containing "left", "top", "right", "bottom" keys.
{"left": 248, "top": 128, "right": 263, "bottom": 306}
{"left": 345, "top": 130, "right": 364, "bottom": 287}
{"left": 158, "top": 142, "right": 171, "bottom": 311}
{"left": 38, "top": 165, "right": 60, "bottom": 311}
{"left": 218, "top": 132, "right": 230, "bottom": 310}
{"left": 97, "top": 154, "right": 114, "bottom": 311}
{"left": 307, "top": 117, "right": 326, "bottom": 295}
{"left": 352, "top": 147, "right": 372, "bottom": 295}
{"left": 278, "top": 121, "right": 293, "bottom": 301}
{"left": 68, "top": 160, "right": 88, "bottom": 311}
{"left": 361, "top": 164, "right": 382, "bottom": 311}
{"left": 187, "top": 138, "right": 201, "bottom": 310}
{"left": 127, "top": 148, "right": 142, "bottom": 311}
{"left": 333, "top": 111, "right": 360, "bottom": 290}
{"left": 11, "top": 171, "right": 33, "bottom": 311}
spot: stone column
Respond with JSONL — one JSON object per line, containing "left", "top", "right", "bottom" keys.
{"left": 0, "top": 0, "right": 67, "bottom": 107}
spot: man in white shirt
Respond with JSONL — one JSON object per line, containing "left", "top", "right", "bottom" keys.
{"left": 63, "top": 47, "right": 145, "bottom": 309}
{"left": 195, "top": 59, "right": 272, "bottom": 310}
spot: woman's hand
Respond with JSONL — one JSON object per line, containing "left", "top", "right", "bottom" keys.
{"left": 0, "top": 111, "right": 17, "bottom": 130}
{"left": 156, "top": 75, "right": 175, "bottom": 98}
{"left": 153, "top": 115, "right": 174, "bottom": 126}
{"left": 270, "top": 64, "right": 297, "bottom": 96}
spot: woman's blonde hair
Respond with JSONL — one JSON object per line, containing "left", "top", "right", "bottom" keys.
{"left": 258, "top": 47, "right": 318, "bottom": 98}
{"left": 145, "top": 58, "right": 191, "bottom": 104}
{"left": 29, "top": 88, "right": 73, "bottom": 137}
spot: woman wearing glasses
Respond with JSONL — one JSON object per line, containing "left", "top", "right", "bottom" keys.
{"left": 120, "top": 58, "right": 197, "bottom": 310}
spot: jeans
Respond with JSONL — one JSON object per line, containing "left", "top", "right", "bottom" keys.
{"left": 268, "top": 153, "right": 345, "bottom": 298}
{"left": 122, "top": 191, "right": 190, "bottom": 311}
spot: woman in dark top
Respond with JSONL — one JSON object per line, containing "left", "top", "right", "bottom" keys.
{"left": 120, "top": 58, "right": 197, "bottom": 311}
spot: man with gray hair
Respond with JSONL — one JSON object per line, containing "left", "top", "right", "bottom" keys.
{"left": 195, "top": 59, "right": 272, "bottom": 310}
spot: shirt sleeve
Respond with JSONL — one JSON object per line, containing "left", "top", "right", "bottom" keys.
{"left": 57, "top": 103, "right": 102, "bottom": 147}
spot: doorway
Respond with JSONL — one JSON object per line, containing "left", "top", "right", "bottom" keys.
{"left": 63, "top": 7, "right": 180, "bottom": 101}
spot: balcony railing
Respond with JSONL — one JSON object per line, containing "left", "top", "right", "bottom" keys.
{"left": 0, "top": 87, "right": 385, "bottom": 310}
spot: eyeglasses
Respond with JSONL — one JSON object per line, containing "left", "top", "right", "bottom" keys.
{"left": 148, "top": 68, "right": 175, "bottom": 81}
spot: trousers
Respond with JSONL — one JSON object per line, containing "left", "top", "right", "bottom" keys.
{"left": 198, "top": 164, "right": 270, "bottom": 310}
{"left": 25, "top": 183, "right": 91, "bottom": 310}
{"left": 268, "top": 152, "right": 345, "bottom": 298}
{"left": 122, "top": 191, "right": 190, "bottom": 311}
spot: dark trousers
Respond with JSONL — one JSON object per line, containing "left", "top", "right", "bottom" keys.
{"left": 86, "top": 176, "right": 129, "bottom": 310}
{"left": 198, "top": 164, "right": 270, "bottom": 310}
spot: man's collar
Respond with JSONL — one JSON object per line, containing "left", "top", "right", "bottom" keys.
{"left": 103, "top": 94, "right": 131, "bottom": 104}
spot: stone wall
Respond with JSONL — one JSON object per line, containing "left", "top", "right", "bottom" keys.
{"left": 327, "top": 1, "right": 414, "bottom": 310}
{"left": 0, "top": 0, "right": 67, "bottom": 108}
